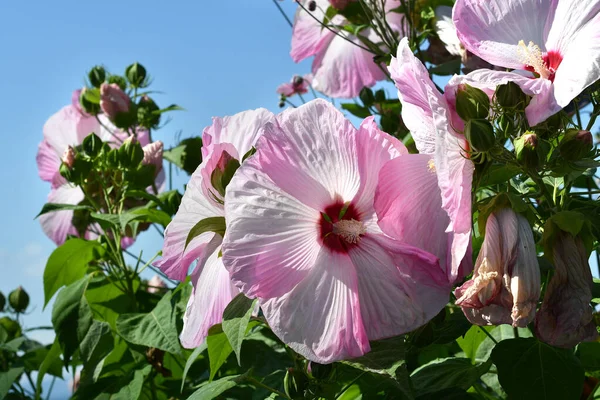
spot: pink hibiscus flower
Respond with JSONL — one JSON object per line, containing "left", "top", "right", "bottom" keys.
{"left": 221, "top": 99, "right": 451, "bottom": 363}
{"left": 155, "top": 108, "right": 276, "bottom": 348}
{"left": 276, "top": 74, "right": 313, "bottom": 97}
{"left": 291, "top": 0, "right": 404, "bottom": 98}
{"left": 453, "top": 0, "right": 600, "bottom": 126}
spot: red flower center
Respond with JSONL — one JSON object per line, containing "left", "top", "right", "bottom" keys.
{"left": 318, "top": 200, "right": 364, "bottom": 253}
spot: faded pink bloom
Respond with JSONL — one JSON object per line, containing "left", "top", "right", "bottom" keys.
{"left": 100, "top": 83, "right": 131, "bottom": 119}
{"left": 61, "top": 145, "right": 76, "bottom": 169}
{"left": 291, "top": 0, "right": 404, "bottom": 98}
{"left": 276, "top": 74, "right": 313, "bottom": 97}
{"left": 535, "top": 231, "right": 598, "bottom": 348}
{"left": 147, "top": 275, "right": 167, "bottom": 294}
{"left": 221, "top": 99, "right": 450, "bottom": 363}
{"left": 36, "top": 103, "right": 156, "bottom": 245}
{"left": 142, "top": 140, "right": 164, "bottom": 174}
{"left": 453, "top": 0, "right": 600, "bottom": 126}
{"left": 155, "top": 108, "right": 276, "bottom": 348}
{"left": 454, "top": 208, "right": 540, "bottom": 327}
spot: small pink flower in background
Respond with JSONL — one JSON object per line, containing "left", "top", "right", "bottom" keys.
{"left": 535, "top": 231, "right": 598, "bottom": 348}
{"left": 276, "top": 74, "right": 312, "bottom": 97}
{"left": 100, "top": 83, "right": 131, "bottom": 119}
{"left": 291, "top": 0, "right": 404, "bottom": 98}
{"left": 453, "top": 0, "right": 600, "bottom": 126}
{"left": 454, "top": 208, "right": 540, "bottom": 327}
{"left": 222, "top": 99, "right": 450, "bottom": 363}
{"left": 147, "top": 275, "right": 167, "bottom": 294}
{"left": 155, "top": 108, "right": 276, "bottom": 348}
{"left": 142, "top": 140, "right": 164, "bottom": 174}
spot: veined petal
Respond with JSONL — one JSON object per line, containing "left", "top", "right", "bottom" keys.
{"left": 180, "top": 242, "right": 238, "bottom": 348}
{"left": 222, "top": 154, "right": 321, "bottom": 299}
{"left": 375, "top": 154, "right": 452, "bottom": 278}
{"left": 43, "top": 106, "right": 87, "bottom": 155}
{"left": 545, "top": 0, "right": 600, "bottom": 53}
{"left": 389, "top": 38, "right": 440, "bottom": 154}
{"left": 435, "top": 6, "right": 463, "bottom": 57}
{"left": 312, "top": 31, "right": 386, "bottom": 98}
{"left": 36, "top": 139, "right": 61, "bottom": 184}
{"left": 39, "top": 184, "right": 85, "bottom": 245}
{"left": 348, "top": 235, "right": 449, "bottom": 340}
{"left": 260, "top": 248, "right": 369, "bottom": 363}
{"left": 290, "top": 0, "right": 332, "bottom": 62}
{"left": 453, "top": 0, "right": 556, "bottom": 69}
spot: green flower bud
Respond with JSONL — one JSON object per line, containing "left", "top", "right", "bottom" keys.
{"left": 88, "top": 65, "right": 106, "bottom": 88}
{"left": 284, "top": 368, "right": 307, "bottom": 400}
{"left": 0, "top": 317, "right": 21, "bottom": 340}
{"left": 82, "top": 133, "right": 103, "bottom": 158}
{"left": 79, "top": 88, "right": 100, "bottom": 115}
{"left": 515, "top": 133, "right": 541, "bottom": 169}
{"left": 125, "top": 62, "right": 147, "bottom": 88}
{"left": 137, "top": 96, "right": 161, "bottom": 129}
{"left": 0, "top": 292, "right": 5, "bottom": 312}
{"left": 559, "top": 129, "right": 593, "bottom": 161}
{"left": 464, "top": 119, "right": 495, "bottom": 152}
{"left": 496, "top": 81, "right": 528, "bottom": 110}
{"left": 455, "top": 83, "right": 490, "bottom": 121}
{"left": 9, "top": 286, "right": 29, "bottom": 313}
{"left": 118, "top": 137, "right": 144, "bottom": 168}
{"left": 107, "top": 75, "right": 127, "bottom": 91}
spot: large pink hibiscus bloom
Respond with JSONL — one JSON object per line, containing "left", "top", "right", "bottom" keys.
{"left": 221, "top": 99, "right": 450, "bottom": 363}
{"left": 291, "top": 0, "right": 404, "bottom": 98}
{"left": 453, "top": 0, "right": 600, "bottom": 126}
{"left": 155, "top": 109, "right": 276, "bottom": 348}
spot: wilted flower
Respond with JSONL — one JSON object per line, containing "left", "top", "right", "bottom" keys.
{"left": 142, "top": 140, "right": 164, "bottom": 174}
{"left": 276, "top": 74, "right": 312, "bottom": 97}
{"left": 535, "top": 231, "right": 598, "bottom": 348}
{"left": 455, "top": 208, "right": 540, "bottom": 327}
{"left": 453, "top": 0, "right": 600, "bottom": 126}
{"left": 61, "top": 145, "right": 76, "bottom": 169}
{"left": 147, "top": 275, "right": 167, "bottom": 294}
{"left": 100, "top": 83, "right": 131, "bottom": 119}
{"left": 222, "top": 99, "right": 450, "bottom": 363}
{"left": 156, "top": 108, "right": 276, "bottom": 348}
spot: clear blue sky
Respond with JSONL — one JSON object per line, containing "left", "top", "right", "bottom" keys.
{"left": 0, "top": 1, "right": 309, "bottom": 397}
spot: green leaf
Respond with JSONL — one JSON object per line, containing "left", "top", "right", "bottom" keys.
{"left": 181, "top": 343, "right": 208, "bottom": 392}
{"left": 163, "top": 137, "right": 203, "bottom": 175}
{"left": 479, "top": 164, "right": 521, "bottom": 187}
{"left": 90, "top": 212, "right": 121, "bottom": 230}
{"left": 120, "top": 207, "right": 172, "bottom": 229}
{"left": 429, "top": 59, "right": 461, "bottom": 76}
{"left": 207, "top": 324, "right": 233, "bottom": 381}
{"left": 35, "top": 340, "right": 62, "bottom": 398}
{"left": 343, "top": 335, "right": 406, "bottom": 380}
{"left": 475, "top": 325, "right": 532, "bottom": 362}
{"left": 35, "top": 202, "right": 93, "bottom": 218}
{"left": 51, "top": 276, "right": 93, "bottom": 365}
{"left": 576, "top": 342, "right": 600, "bottom": 372}
{"left": 456, "top": 326, "right": 493, "bottom": 362}
{"left": 491, "top": 338, "right": 584, "bottom": 400}
{"left": 185, "top": 216, "right": 226, "bottom": 250}
{"left": 411, "top": 358, "right": 492, "bottom": 395}
{"left": 86, "top": 276, "right": 139, "bottom": 328}
{"left": 22, "top": 345, "right": 63, "bottom": 377}
{"left": 111, "top": 365, "right": 152, "bottom": 400}
{"left": 0, "top": 367, "right": 23, "bottom": 399}
{"left": 80, "top": 320, "right": 113, "bottom": 365}
{"left": 116, "top": 291, "right": 181, "bottom": 355}
{"left": 549, "top": 211, "right": 585, "bottom": 236}
{"left": 0, "top": 337, "right": 26, "bottom": 352}
{"left": 43, "top": 238, "right": 105, "bottom": 306}
{"left": 188, "top": 373, "right": 246, "bottom": 400}
{"left": 222, "top": 293, "right": 256, "bottom": 365}
{"left": 341, "top": 103, "right": 371, "bottom": 118}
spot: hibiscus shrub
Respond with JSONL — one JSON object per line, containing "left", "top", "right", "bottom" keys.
{"left": 5, "top": 0, "right": 600, "bottom": 399}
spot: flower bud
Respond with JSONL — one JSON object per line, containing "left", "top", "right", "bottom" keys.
{"left": 61, "top": 146, "right": 76, "bottom": 169}
{"left": 79, "top": 88, "right": 100, "bottom": 115}
{"left": 455, "top": 83, "right": 490, "bottom": 121}
{"left": 88, "top": 65, "right": 106, "bottom": 88}
{"left": 125, "top": 62, "right": 147, "bottom": 87}
{"left": 0, "top": 292, "right": 5, "bottom": 312}
{"left": 9, "top": 286, "right": 30, "bottom": 313}
{"left": 108, "top": 75, "right": 127, "bottom": 91}
{"left": 464, "top": 119, "right": 495, "bottom": 152}
{"left": 308, "top": 1, "right": 317, "bottom": 11}
{"left": 137, "top": 95, "right": 161, "bottom": 129}
{"left": 559, "top": 129, "right": 593, "bottom": 161}
{"left": 495, "top": 81, "right": 528, "bottom": 110}
{"left": 455, "top": 208, "right": 540, "bottom": 327}
{"left": 515, "top": 132, "right": 541, "bottom": 169}
{"left": 118, "top": 136, "right": 144, "bottom": 167}
{"left": 100, "top": 83, "right": 131, "bottom": 120}
{"left": 284, "top": 368, "right": 308, "bottom": 399}
{"left": 82, "top": 133, "right": 103, "bottom": 158}
{"left": 142, "top": 141, "right": 164, "bottom": 175}
{"left": 147, "top": 275, "right": 166, "bottom": 294}
{"left": 535, "top": 231, "right": 598, "bottom": 348}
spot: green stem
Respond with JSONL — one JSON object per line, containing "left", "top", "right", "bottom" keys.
{"left": 335, "top": 372, "right": 366, "bottom": 400}
{"left": 479, "top": 327, "right": 498, "bottom": 344}
{"left": 245, "top": 376, "right": 290, "bottom": 399}
{"left": 513, "top": 327, "right": 519, "bottom": 338}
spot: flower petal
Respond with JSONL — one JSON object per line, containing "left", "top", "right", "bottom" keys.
{"left": 435, "top": 6, "right": 463, "bottom": 57}
{"left": 39, "top": 184, "right": 85, "bottom": 245}
{"left": 348, "top": 235, "right": 449, "bottom": 340}
{"left": 36, "top": 139, "right": 61, "bottom": 184}
{"left": 453, "top": 0, "right": 555, "bottom": 69}
{"left": 290, "top": 0, "right": 332, "bottom": 62}
{"left": 260, "top": 248, "right": 369, "bottom": 363}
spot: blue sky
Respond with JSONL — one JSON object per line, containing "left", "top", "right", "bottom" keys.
{"left": 0, "top": 1, "right": 309, "bottom": 397}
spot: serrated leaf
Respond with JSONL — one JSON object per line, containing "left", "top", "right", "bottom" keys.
{"left": 43, "top": 238, "right": 105, "bottom": 306}
{"left": 411, "top": 358, "right": 492, "bottom": 395}
{"left": 80, "top": 320, "right": 113, "bottom": 365}
{"left": 116, "top": 291, "right": 181, "bottom": 355}
{"left": 222, "top": 294, "right": 256, "bottom": 365}
{"left": 185, "top": 216, "right": 226, "bottom": 250}
{"left": 491, "top": 338, "right": 584, "bottom": 400}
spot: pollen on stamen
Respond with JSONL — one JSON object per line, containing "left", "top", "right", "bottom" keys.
{"left": 517, "top": 40, "right": 551, "bottom": 80}
{"left": 332, "top": 219, "right": 367, "bottom": 244}
{"left": 427, "top": 159, "right": 436, "bottom": 173}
